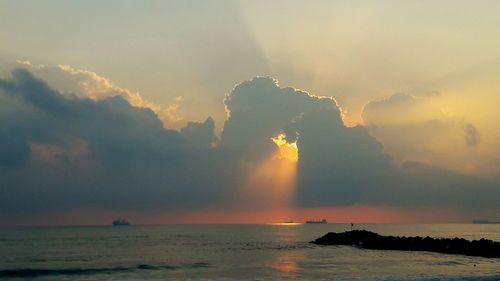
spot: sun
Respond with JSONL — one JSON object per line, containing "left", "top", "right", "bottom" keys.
{"left": 271, "top": 134, "right": 298, "bottom": 161}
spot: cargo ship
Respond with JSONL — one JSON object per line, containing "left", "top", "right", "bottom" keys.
{"left": 112, "top": 218, "right": 130, "bottom": 226}
{"left": 306, "top": 219, "right": 328, "bottom": 224}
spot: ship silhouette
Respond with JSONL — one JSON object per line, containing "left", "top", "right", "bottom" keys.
{"left": 112, "top": 218, "right": 130, "bottom": 226}
{"left": 306, "top": 219, "right": 328, "bottom": 224}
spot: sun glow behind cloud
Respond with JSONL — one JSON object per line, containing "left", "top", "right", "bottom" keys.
{"left": 238, "top": 134, "right": 298, "bottom": 216}
{"left": 271, "top": 133, "right": 298, "bottom": 162}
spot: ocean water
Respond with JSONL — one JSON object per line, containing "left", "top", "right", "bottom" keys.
{"left": 1, "top": 224, "right": 499, "bottom": 280}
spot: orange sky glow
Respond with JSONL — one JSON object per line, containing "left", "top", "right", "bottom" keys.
{"left": 0, "top": 205, "right": 467, "bottom": 226}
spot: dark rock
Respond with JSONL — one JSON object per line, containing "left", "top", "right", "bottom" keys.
{"left": 311, "top": 230, "right": 500, "bottom": 258}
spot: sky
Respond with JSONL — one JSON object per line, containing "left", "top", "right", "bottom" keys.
{"left": 1, "top": 0, "right": 500, "bottom": 225}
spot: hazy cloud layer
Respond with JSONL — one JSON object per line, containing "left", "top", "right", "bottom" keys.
{"left": 0, "top": 68, "right": 499, "bottom": 221}
{"left": 361, "top": 92, "right": 484, "bottom": 175}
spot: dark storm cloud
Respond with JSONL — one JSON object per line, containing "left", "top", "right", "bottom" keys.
{"left": 0, "top": 71, "right": 498, "bottom": 218}
{"left": 223, "top": 77, "right": 499, "bottom": 210}
{"left": 289, "top": 110, "right": 394, "bottom": 206}
{"left": 0, "top": 69, "right": 184, "bottom": 166}
{"left": 180, "top": 117, "right": 218, "bottom": 148}
{"left": 221, "top": 77, "right": 339, "bottom": 161}
{"left": 0, "top": 69, "right": 228, "bottom": 214}
{"left": 222, "top": 78, "right": 393, "bottom": 205}
{"left": 396, "top": 161, "right": 498, "bottom": 209}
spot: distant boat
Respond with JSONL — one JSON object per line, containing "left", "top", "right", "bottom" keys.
{"left": 473, "top": 220, "right": 500, "bottom": 224}
{"left": 306, "top": 219, "right": 328, "bottom": 224}
{"left": 112, "top": 218, "right": 130, "bottom": 226}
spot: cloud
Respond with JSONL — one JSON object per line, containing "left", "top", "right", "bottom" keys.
{"left": 0, "top": 68, "right": 499, "bottom": 222}
{"left": 0, "top": 68, "right": 228, "bottom": 215}
{"left": 290, "top": 111, "right": 394, "bottom": 207}
{"left": 221, "top": 77, "right": 340, "bottom": 160}
{"left": 6, "top": 61, "right": 183, "bottom": 128}
{"left": 180, "top": 117, "right": 218, "bottom": 148}
{"left": 397, "top": 161, "right": 499, "bottom": 209}
{"left": 463, "top": 123, "right": 479, "bottom": 147}
{"left": 362, "top": 92, "right": 448, "bottom": 126}
{"left": 222, "top": 77, "right": 499, "bottom": 210}
{"left": 361, "top": 92, "right": 483, "bottom": 176}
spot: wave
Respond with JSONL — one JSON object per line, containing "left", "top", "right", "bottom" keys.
{"left": 0, "top": 262, "right": 210, "bottom": 278}
{"left": 1, "top": 269, "right": 499, "bottom": 281}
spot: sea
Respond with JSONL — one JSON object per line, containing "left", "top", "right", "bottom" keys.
{"left": 1, "top": 224, "right": 499, "bottom": 281}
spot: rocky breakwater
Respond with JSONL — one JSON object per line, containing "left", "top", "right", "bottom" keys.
{"left": 311, "top": 230, "right": 500, "bottom": 258}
